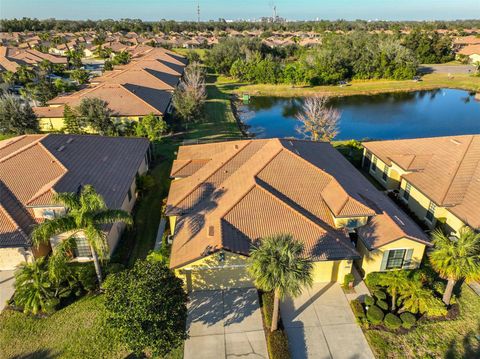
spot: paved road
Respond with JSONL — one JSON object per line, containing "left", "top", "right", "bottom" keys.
{"left": 281, "top": 282, "right": 375, "bottom": 359}
{"left": 185, "top": 288, "right": 268, "bottom": 359}
{"left": 0, "top": 270, "right": 15, "bottom": 311}
{"left": 419, "top": 64, "right": 475, "bottom": 75}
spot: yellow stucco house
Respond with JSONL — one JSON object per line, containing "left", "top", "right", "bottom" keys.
{"left": 363, "top": 134, "right": 480, "bottom": 235}
{"left": 33, "top": 47, "right": 188, "bottom": 132}
{"left": 165, "top": 139, "right": 431, "bottom": 292}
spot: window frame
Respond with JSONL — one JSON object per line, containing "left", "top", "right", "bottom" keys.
{"left": 425, "top": 201, "right": 436, "bottom": 223}
{"left": 403, "top": 182, "right": 411, "bottom": 202}
{"left": 370, "top": 156, "right": 377, "bottom": 173}
{"left": 73, "top": 237, "right": 92, "bottom": 258}
{"left": 382, "top": 166, "right": 389, "bottom": 182}
{"left": 385, "top": 249, "right": 407, "bottom": 270}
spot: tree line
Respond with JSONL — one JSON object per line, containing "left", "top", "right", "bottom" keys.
{"left": 207, "top": 31, "right": 454, "bottom": 85}
{"left": 2, "top": 17, "right": 480, "bottom": 34}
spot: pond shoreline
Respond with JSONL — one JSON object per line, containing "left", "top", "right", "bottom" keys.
{"left": 233, "top": 88, "right": 480, "bottom": 141}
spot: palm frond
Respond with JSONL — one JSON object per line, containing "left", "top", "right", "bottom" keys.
{"left": 54, "top": 192, "right": 80, "bottom": 210}
{"left": 84, "top": 225, "right": 108, "bottom": 259}
{"left": 94, "top": 209, "right": 133, "bottom": 225}
{"left": 31, "top": 216, "right": 78, "bottom": 246}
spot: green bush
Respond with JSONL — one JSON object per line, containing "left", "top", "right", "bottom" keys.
{"left": 377, "top": 299, "right": 389, "bottom": 311}
{"left": 262, "top": 291, "right": 274, "bottom": 328}
{"left": 351, "top": 299, "right": 365, "bottom": 321}
{"left": 400, "top": 312, "right": 417, "bottom": 329}
{"left": 365, "top": 272, "right": 384, "bottom": 287}
{"left": 267, "top": 329, "right": 291, "bottom": 359}
{"left": 364, "top": 295, "right": 375, "bottom": 306}
{"left": 373, "top": 290, "right": 387, "bottom": 300}
{"left": 384, "top": 313, "right": 402, "bottom": 330}
{"left": 366, "top": 305, "right": 384, "bottom": 325}
{"left": 433, "top": 281, "right": 446, "bottom": 295}
{"left": 105, "top": 263, "right": 125, "bottom": 276}
{"left": 72, "top": 263, "right": 97, "bottom": 292}
{"left": 343, "top": 273, "right": 355, "bottom": 288}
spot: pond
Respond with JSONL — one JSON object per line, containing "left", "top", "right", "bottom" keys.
{"left": 237, "top": 89, "right": 480, "bottom": 140}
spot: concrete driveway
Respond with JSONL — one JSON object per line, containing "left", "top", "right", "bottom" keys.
{"left": 185, "top": 288, "right": 268, "bottom": 359}
{"left": 0, "top": 270, "right": 15, "bottom": 311}
{"left": 281, "top": 282, "right": 374, "bottom": 359}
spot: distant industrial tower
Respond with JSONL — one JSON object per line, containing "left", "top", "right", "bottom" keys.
{"left": 197, "top": 1, "right": 200, "bottom": 23}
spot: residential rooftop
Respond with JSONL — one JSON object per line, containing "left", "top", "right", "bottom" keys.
{"left": 166, "top": 139, "right": 429, "bottom": 269}
{"left": 363, "top": 134, "right": 480, "bottom": 228}
{"left": 0, "top": 134, "right": 150, "bottom": 248}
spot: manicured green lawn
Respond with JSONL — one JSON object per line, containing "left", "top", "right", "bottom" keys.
{"left": 0, "top": 295, "right": 126, "bottom": 359}
{"left": 217, "top": 72, "right": 480, "bottom": 98}
{"left": 365, "top": 285, "right": 480, "bottom": 358}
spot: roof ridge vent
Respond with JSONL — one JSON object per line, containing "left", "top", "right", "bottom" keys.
{"left": 393, "top": 215, "right": 405, "bottom": 227}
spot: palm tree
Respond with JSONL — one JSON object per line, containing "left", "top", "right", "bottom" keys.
{"left": 377, "top": 270, "right": 409, "bottom": 311}
{"left": 14, "top": 258, "right": 57, "bottom": 315}
{"left": 398, "top": 280, "right": 446, "bottom": 317}
{"left": 32, "top": 185, "right": 132, "bottom": 285}
{"left": 429, "top": 227, "right": 480, "bottom": 305}
{"left": 248, "top": 234, "right": 313, "bottom": 332}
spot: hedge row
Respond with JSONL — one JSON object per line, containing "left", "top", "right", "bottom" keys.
{"left": 261, "top": 291, "right": 291, "bottom": 359}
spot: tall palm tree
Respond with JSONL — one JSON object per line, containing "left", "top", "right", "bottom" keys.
{"left": 377, "top": 270, "right": 409, "bottom": 311}
{"left": 248, "top": 234, "right": 313, "bottom": 332}
{"left": 429, "top": 227, "right": 480, "bottom": 305}
{"left": 32, "top": 185, "right": 132, "bottom": 285}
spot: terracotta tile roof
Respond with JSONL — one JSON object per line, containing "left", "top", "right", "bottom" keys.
{"left": 363, "top": 135, "right": 480, "bottom": 228}
{"left": 92, "top": 68, "right": 178, "bottom": 90}
{"left": 458, "top": 44, "right": 480, "bottom": 56}
{"left": 0, "top": 46, "right": 67, "bottom": 71}
{"left": 167, "top": 139, "right": 427, "bottom": 269}
{"left": 0, "top": 134, "right": 149, "bottom": 248}
{"left": 36, "top": 83, "right": 172, "bottom": 117}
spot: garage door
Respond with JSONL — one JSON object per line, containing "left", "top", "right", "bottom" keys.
{"left": 181, "top": 265, "right": 254, "bottom": 292}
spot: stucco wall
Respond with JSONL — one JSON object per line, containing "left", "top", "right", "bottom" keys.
{"left": 312, "top": 259, "right": 353, "bottom": 283}
{"left": 0, "top": 247, "right": 32, "bottom": 270}
{"left": 356, "top": 237, "right": 426, "bottom": 276}
{"left": 399, "top": 179, "right": 466, "bottom": 234}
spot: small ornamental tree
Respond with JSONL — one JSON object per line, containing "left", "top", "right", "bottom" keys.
{"left": 0, "top": 94, "right": 38, "bottom": 135}
{"left": 63, "top": 104, "right": 83, "bottom": 134}
{"left": 103, "top": 260, "right": 188, "bottom": 357}
{"left": 135, "top": 113, "right": 168, "bottom": 141}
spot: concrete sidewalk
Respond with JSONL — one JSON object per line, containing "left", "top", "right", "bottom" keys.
{"left": 184, "top": 288, "right": 268, "bottom": 359}
{"left": 0, "top": 270, "right": 15, "bottom": 311}
{"left": 281, "top": 282, "right": 374, "bottom": 359}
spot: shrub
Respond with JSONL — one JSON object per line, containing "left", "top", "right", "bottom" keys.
{"left": 366, "top": 305, "right": 384, "bottom": 325}
{"left": 446, "top": 303, "right": 460, "bottom": 320}
{"left": 103, "top": 260, "right": 188, "bottom": 357}
{"left": 400, "top": 312, "right": 417, "bottom": 329}
{"left": 384, "top": 313, "right": 402, "bottom": 330}
{"left": 364, "top": 295, "right": 375, "bottom": 306}
{"left": 373, "top": 290, "right": 387, "bottom": 300}
{"left": 376, "top": 299, "right": 389, "bottom": 311}
{"left": 72, "top": 263, "right": 97, "bottom": 293}
{"left": 343, "top": 273, "right": 355, "bottom": 288}
{"left": 267, "top": 329, "right": 291, "bottom": 359}
{"left": 262, "top": 291, "right": 274, "bottom": 328}
{"left": 351, "top": 299, "right": 366, "bottom": 321}
{"left": 365, "top": 272, "right": 385, "bottom": 287}
{"left": 105, "top": 263, "right": 125, "bottom": 276}
{"left": 433, "top": 281, "right": 446, "bottom": 295}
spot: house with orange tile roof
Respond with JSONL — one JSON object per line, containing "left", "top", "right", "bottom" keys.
{"left": 165, "top": 139, "right": 430, "bottom": 292}
{"left": 362, "top": 135, "right": 480, "bottom": 236}
{"left": 457, "top": 44, "right": 480, "bottom": 63}
{"left": 0, "top": 46, "right": 67, "bottom": 73}
{"left": 33, "top": 47, "right": 187, "bottom": 132}
{"left": 0, "top": 134, "right": 150, "bottom": 270}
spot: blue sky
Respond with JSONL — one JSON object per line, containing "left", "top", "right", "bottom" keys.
{"left": 1, "top": 0, "right": 479, "bottom": 21}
